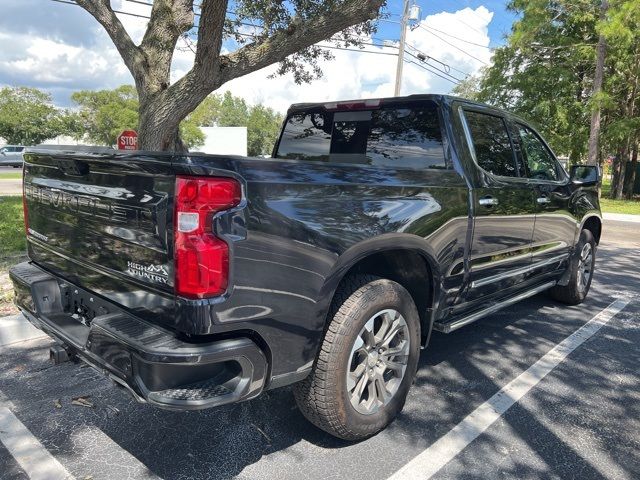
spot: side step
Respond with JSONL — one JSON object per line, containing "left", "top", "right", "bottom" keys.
{"left": 433, "top": 281, "right": 557, "bottom": 334}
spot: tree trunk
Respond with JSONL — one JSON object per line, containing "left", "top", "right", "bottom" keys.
{"left": 138, "top": 100, "right": 187, "bottom": 152}
{"left": 586, "top": 0, "right": 608, "bottom": 166}
{"left": 624, "top": 145, "right": 638, "bottom": 199}
{"left": 137, "top": 78, "right": 213, "bottom": 152}
{"left": 611, "top": 146, "right": 627, "bottom": 200}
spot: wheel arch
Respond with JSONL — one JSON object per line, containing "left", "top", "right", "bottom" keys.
{"left": 316, "top": 234, "right": 442, "bottom": 346}
{"left": 581, "top": 214, "right": 602, "bottom": 245}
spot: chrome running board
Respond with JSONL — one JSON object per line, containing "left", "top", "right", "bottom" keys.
{"left": 433, "top": 281, "right": 557, "bottom": 334}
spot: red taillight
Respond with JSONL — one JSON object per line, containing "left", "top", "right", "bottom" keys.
{"left": 174, "top": 176, "right": 241, "bottom": 299}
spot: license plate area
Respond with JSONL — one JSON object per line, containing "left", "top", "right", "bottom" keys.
{"left": 60, "top": 283, "right": 110, "bottom": 327}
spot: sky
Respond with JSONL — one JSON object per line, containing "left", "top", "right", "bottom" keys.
{"left": 0, "top": 0, "right": 517, "bottom": 114}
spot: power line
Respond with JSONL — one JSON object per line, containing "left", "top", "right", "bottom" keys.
{"left": 51, "top": 0, "right": 155, "bottom": 19}
{"left": 367, "top": 36, "right": 472, "bottom": 78}
{"left": 415, "top": 24, "right": 488, "bottom": 65}
{"left": 316, "top": 44, "right": 398, "bottom": 56}
{"left": 381, "top": 18, "right": 488, "bottom": 65}
{"left": 48, "top": 0, "right": 462, "bottom": 85}
{"left": 403, "top": 50, "right": 462, "bottom": 83}
{"left": 405, "top": 43, "right": 471, "bottom": 77}
{"left": 388, "top": 9, "right": 487, "bottom": 38}
{"left": 416, "top": 23, "right": 492, "bottom": 49}
{"left": 406, "top": 60, "right": 459, "bottom": 84}
{"left": 454, "top": 16, "right": 486, "bottom": 36}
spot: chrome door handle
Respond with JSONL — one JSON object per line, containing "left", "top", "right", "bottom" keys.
{"left": 536, "top": 196, "right": 551, "bottom": 204}
{"left": 479, "top": 196, "right": 499, "bottom": 207}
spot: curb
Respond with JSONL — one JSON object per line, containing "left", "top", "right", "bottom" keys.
{"left": 602, "top": 212, "right": 640, "bottom": 223}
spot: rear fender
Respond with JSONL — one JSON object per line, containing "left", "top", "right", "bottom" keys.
{"left": 314, "top": 233, "right": 442, "bottom": 343}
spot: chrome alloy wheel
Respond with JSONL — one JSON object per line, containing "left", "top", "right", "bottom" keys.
{"left": 346, "top": 309, "right": 411, "bottom": 415}
{"left": 577, "top": 242, "right": 593, "bottom": 293}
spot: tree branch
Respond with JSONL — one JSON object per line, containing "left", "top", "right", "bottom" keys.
{"left": 163, "top": 0, "right": 383, "bottom": 130}
{"left": 195, "top": 0, "right": 229, "bottom": 73}
{"left": 75, "top": 0, "right": 141, "bottom": 77}
{"left": 219, "top": 0, "right": 384, "bottom": 83}
{"left": 140, "top": 0, "right": 194, "bottom": 90}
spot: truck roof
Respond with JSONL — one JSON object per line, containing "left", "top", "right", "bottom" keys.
{"left": 287, "top": 94, "right": 489, "bottom": 113}
{"left": 287, "top": 94, "right": 528, "bottom": 128}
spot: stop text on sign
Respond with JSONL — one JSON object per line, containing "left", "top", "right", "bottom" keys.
{"left": 117, "top": 130, "right": 138, "bottom": 150}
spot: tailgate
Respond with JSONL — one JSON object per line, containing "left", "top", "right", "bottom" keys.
{"left": 22, "top": 149, "right": 176, "bottom": 319}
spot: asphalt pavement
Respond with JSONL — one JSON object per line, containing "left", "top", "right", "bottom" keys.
{"left": 0, "top": 218, "right": 638, "bottom": 480}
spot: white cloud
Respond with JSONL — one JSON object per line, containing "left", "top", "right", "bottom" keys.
{"left": 0, "top": 2, "right": 494, "bottom": 112}
{"left": 214, "top": 6, "right": 493, "bottom": 112}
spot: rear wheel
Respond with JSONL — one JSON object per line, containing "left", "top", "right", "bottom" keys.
{"left": 293, "top": 274, "right": 421, "bottom": 440}
{"left": 549, "top": 229, "right": 596, "bottom": 305}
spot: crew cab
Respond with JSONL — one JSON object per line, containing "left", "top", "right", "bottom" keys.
{"left": 9, "top": 95, "right": 601, "bottom": 440}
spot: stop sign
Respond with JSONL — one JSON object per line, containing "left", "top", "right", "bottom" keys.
{"left": 117, "top": 130, "right": 138, "bottom": 150}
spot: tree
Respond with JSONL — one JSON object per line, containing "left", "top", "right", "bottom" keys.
{"left": 72, "top": 85, "right": 204, "bottom": 148}
{"left": 75, "top": 0, "right": 385, "bottom": 152}
{"left": 72, "top": 85, "right": 139, "bottom": 146}
{"left": 189, "top": 91, "right": 282, "bottom": 156}
{"left": 0, "top": 87, "right": 74, "bottom": 145}
{"left": 246, "top": 104, "right": 283, "bottom": 156}
{"left": 586, "top": 0, "right": 609, "bottom": 166}
{"left": 476, "top": 0, "right": 600, "bottom": 164}
{"left": 451, "top": 69, "right": 485, "bottom": 101}
{"left": 599, "top": 0, "right": 640, "bottom": 198}
{"left": 477, "top": 0, "right": 640, "bottom": 200}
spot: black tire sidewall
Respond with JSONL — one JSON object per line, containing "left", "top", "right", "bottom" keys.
{"left": 551, "top": 229, "right": 596, "bottom": 305}
{"left": 331, "top": 279, "right": 421, "bottom": 438}
{"left": 574, "top": 229, "right": 596, "bottom": 299}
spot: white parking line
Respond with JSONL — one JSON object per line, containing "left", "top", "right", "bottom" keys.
{"left": 0, "top": 392, "right": 162, "bottom": 480}
{"left": 0, "top": 406, "right": 74, "bottom": 480}
{"left": 388, "top": 297, "right": 632, "bottom": 480}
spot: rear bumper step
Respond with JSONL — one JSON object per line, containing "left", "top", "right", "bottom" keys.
{"left": 8, "top": 262, "right": 268, "bottom": 410}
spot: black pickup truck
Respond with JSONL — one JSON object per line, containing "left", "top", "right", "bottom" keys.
{"left": 10, "top": 94, "right": 601, "bottom": 440}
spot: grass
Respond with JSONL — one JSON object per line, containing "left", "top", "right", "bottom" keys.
{"left": 599, "top": 178, "right": 640, "bottom": 215}
{"left": 0, "top": 196, "right": 26, "bottom": 262}
{"left": 0, "top": 196, "right": 26, "bottom": 316}
{"left": 0, "top": 171, "right": 22, "bottom": 180}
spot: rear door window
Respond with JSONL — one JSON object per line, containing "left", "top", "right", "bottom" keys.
{"left": 463, "top": 110, "right": 520, "bottom": 177}
{"left": 276, "top": 102, "right": 447, "bottom": 169}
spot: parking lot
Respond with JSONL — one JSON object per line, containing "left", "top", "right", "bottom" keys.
{"left": 0, "top": 166, "right": 22, "bottom": 196}
{"left": 0, "top": 218, "right": 638, "bottom": 480}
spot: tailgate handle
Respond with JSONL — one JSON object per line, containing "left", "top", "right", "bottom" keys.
{"left": 57, "top": 159, "right": 89, "bottom": 176}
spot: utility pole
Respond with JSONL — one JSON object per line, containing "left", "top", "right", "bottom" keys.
{"left": 394, "top": 0, "right": 410, "bottom": 96}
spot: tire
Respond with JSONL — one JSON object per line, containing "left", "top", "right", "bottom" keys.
{"left": 293, "top": 274, "right": 421, "bottom": 440}
{"left": 549, "top": 229, "right": 596, "bottom": 305}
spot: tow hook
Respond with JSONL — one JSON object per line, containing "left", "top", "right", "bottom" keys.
{"left": 49, "top": 343, "right": 75, "bottom": 365}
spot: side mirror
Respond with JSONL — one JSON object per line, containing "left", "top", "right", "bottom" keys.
{"left": 570, "top": 165, "right": 600, "bottom": 186}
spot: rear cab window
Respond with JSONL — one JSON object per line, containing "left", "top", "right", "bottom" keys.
{"left": 275, "top": 101, "right": 448, "bottom": 170}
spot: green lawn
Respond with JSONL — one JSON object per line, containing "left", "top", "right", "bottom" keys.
{"left": 0, "top": 171, "right": 21, "bottom": 180}
{"left": 600, "top": 178, "right": 640, "bottom": 215}
{"left": 0, "top": 196, "right": 26, "bottom": 315}
{"left": 0, "top": 196, "right": 26, "bottom": 265}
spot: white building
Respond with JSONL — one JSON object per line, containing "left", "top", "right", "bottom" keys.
{"left": 197, "top": 127, "right": 247, "bottom": 156}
